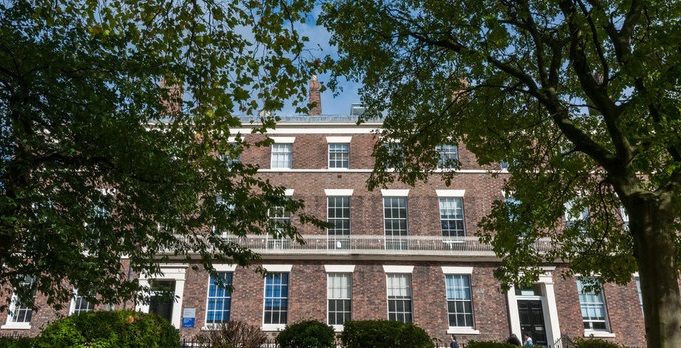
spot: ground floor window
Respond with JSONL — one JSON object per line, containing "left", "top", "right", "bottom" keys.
{"left": 445, "top": 274, "right": 474, "bottom": 327}
{"left": 206, "top": 272, "right": 233, "bottom": 324}
{"left": 264, "top": 273, "right": 289, "bottom": 325}
{"left": 386, "top": 273, "right": 412, "bottom": 323}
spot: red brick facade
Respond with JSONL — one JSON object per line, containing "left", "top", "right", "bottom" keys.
{"left": 0, "top": 116, "right": 647, "bottom": 347}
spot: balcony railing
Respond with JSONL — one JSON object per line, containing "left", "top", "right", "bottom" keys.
{"left": 209, "top": 235, "right": 555, "bottom": 257}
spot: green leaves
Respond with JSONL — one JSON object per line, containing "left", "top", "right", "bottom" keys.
{"left": 0, "top": 0, "right": 320, "bottom": 309}
{"left": 322, "top": 0, "right": 681, "bottom": 288}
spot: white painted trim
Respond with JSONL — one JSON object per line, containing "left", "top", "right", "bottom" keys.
{"left": 262, "top": 264, "right": 293, "bottom": 272}
{"left": 0, "top": 322, "right": 31, "bottom": 330}
{"left": 326, "top": 136, "right": 352, "bottom": 143}
{"left": 324, "top": 265, "right": 356, "bottom": 273}
{"left": 270, "top": 136, "right": 295, "bottom": 143}
{"left": 136, "top": 265, "right": 187, "bottom": 329}
{"left": 441, "top": 266, "right": 473, "bottom": 274}
{"left": 382, "top": 265, "right": 414, "bottom": 273}
{"left": 584, "top": 330, "right": 616, "bottom": 338}
{"left": 380, "top": 189, "right": 409, "bottom": 197}
{"left": 284, "top": 189, "right": 294, "bottom": 196}
{"left": 324, "top": 189, "right": 354, "bottom": 196}
{"left": 447, "top": 327, "right": 481, "bottom": 335}
{"left": 214, "top": 264, "right": 237, "bottom": 272}
{"left": 436, "top": 190, "right": 466, "bottom": 197}
{"left": 507, "top": 270, "right": 561, "bottom": 346}
{"left": 262, "top": 324, "right": 287, "bottom": 331}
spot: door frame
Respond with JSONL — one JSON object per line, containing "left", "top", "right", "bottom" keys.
{"left": 137, "top": 265, "right": 187, "bottom": 328}
{"left": 506, "top": 268, "right": 561, "bottom": 346}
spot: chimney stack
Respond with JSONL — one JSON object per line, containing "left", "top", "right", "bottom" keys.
{"left": 308, "top": 75, "right": 321, "bottom": 116}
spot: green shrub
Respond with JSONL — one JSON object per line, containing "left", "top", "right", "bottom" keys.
{"left": 0, "top": 337, "right": 37, "bottom": 348}
{"left": 467, "top": 341, "right": 519, "bottom": 348}
{"left": 340, "top": 320, "right": 433, "bottom": 348}
{"left": 275, "top": 320, "right": 336, "bottom": 348}
{"left": 192, "top": 320, "right": 267, "bottom": 348}
{"left": 36, "top": 310, "right": 180, "bottom": 348}
{"left": 574, "top": 338, "right": 627, "bottom": 348}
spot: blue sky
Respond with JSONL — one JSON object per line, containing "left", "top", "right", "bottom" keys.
{"left": 277, "top": 6, "right": 361, "bottom": 116}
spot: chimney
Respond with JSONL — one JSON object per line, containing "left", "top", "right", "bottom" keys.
{"left": 308, "top": 75, "right": 321, "bottom": 116}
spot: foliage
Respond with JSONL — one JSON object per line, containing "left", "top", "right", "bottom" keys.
{"left": 340, "top": 320, "right": 433, "bottom": 348}
{"left": 275, "top": 320, "right": 336, "bottom": 348}
{"left": 467, "top": 341, "right": 522, "bottom": 348}
{"left": 0, "top": 0, "right": 323, "bottom": 309}
{"left": 574, "top": 338, "right": 628, "bottom": 348}
{"left": 0, "top": 337, "right": 37, "bottom": 348}
{"left": 35, "top": 310, "right": 180, "bottom": 348}
{"left": 322, "top": 0, "right": 681, "bottom": 346}
{"left": 192, "top": 320, "right": 267, "bottom": 348}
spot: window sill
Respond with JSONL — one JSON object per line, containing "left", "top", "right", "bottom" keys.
{"left": 261, "top": 324, "right": 286, "bottom": 331}
{"left": 447, "top": 327, "right": 480, "bottom": 335}
{"left": 1, "top": 323, "right": 31, "bottom": 330}
{"left": 332, "top": 325, "right": 345, "bottom": 332}
{"left": 583, "top": 330, "right": 615, "bottom": 338}
{"left": 201, "top": 323, "right": 228, "bottom": 331}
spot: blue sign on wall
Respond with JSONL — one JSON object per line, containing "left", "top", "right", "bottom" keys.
{"left": 181, "top": 317, "right": 195, "bottom": 328}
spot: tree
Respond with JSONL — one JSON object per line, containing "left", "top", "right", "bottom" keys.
{"left": 321, "top": 1, "right": 681, "bottom": 347}
{"left": 0, "top": 0, "right": 322, "bottom": 310}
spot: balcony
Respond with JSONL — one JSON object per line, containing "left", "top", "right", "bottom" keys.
{"left": 208, "top": 235, "right": 555, "bottom": 259}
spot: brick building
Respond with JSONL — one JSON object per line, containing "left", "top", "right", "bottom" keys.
{"left": 0, "top": 96, "right": 646, "bottom": 347}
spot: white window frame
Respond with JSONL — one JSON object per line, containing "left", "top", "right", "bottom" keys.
{"left": 385, "top": 273, "right": 413, "bottom": 323}
{"left": 577, "top": 278, "right": 614, "bottom": 337}
{"left": 1, "top": 276, "right": 35, "bottom": 329}
{"left": 442, "top": 267, "right": 480, "bottom": 335}
{"left": 382, "top": 194, "right": 408, "bottom": 250}
{"left": 69, "top": 289, "right": 95, "bottom": 316}
{"left": 327, "top": 272, "right": 353, "bottom": 330}
{"left": 327, "top": 194, "right": 351, "bottom": 249}
{"left": 270, "top": 137, "right": 294, "bottom": 169}
{"left": 205, "top": 270, "right": 234, "bottom": 326}
{"left": 261, "top": 265, "right": 292, "bottom": 331}
{"left": 436, "top": 144, "right": 459, "bottom": 169}
{"left": 439, "top": 197, "right": 466, "bottom": 238}
{"left": 327, "top": 140, "right": 350, "bottom": 169}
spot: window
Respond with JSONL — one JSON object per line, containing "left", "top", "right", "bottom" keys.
{"left": 329, "top": 143, "right": 350, "bottom": 169}
{"left": 437, "top": 145, "right": 459, "bottom": 169}
{"left": 3, "top": 276, "right": 35, "bottom": 328}
{"left": 635, "top": 277, "right": 643, "bottom": 316}
{"left": 271, "top": 143, "right": 292, "bottom": 169}
{"left": 268, "top": 206, "right": 291, "bottom": 249}
{"left": 386, "top": 274, "right": 412, "bottom": 323}
{"left": 263, "top": 273, "right": 289, "bottom": 325}
{"left": 328, "top": 196, "right": 351, "bottom": 249}
{"left": 577, "top": 278, "right": 610, "bottom": 332}
{"left": 383, "top": 197, "right": 408, "bottom": 250}
{"left": 328, "top": 273, "right": 352, "bottom": 326}
{"left": 445, "top": 275, "right": 474, "bottom": 328}
{"left": 70, "top": 290, "right": 95, "bottom": 315}
{"left": 206, "top": 272, "right": 233, "bottom": 324}
{"left": 383, "top": 142, "right": 402, "bottom": 170}
{"left": 620, "top": 207, "right": 629, "bottom": 230}
{"left": 565, "top": 200, "right": 589, "bottom": 232}
{"left": 222, "top": 152, "right": 241, "bottom": 167}
{"left": 439, "top": 197, "right": 465, "bottom": 238}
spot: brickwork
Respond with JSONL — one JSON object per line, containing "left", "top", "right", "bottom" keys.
{"left": 0, "top": 118, "right": 651, "bottom": 348}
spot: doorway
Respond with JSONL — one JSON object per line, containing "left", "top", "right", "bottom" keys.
{"left": 518, "top": 299, "right": 547, "bottom": 346}
{"left": 149, "top": 280, "right": 175, "bottom": 323}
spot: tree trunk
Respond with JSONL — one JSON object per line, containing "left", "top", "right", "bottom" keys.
{"left": 630, "top": 193, "right": 681, "bottom": 348}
